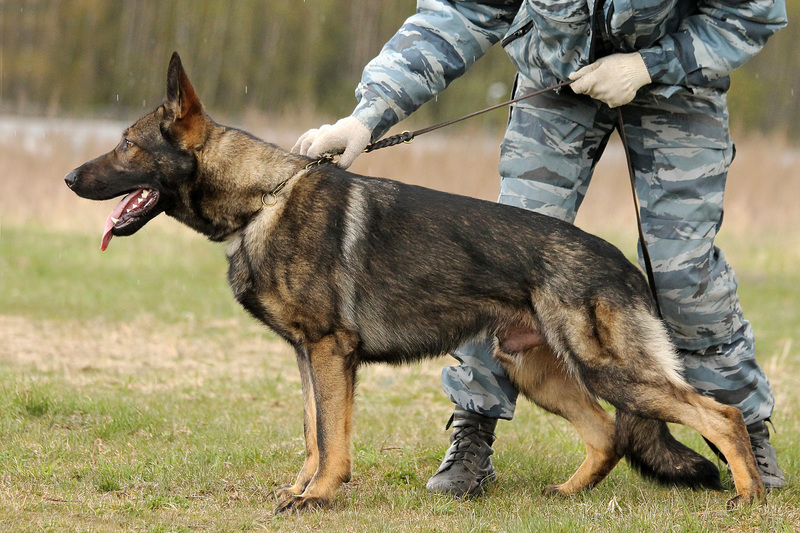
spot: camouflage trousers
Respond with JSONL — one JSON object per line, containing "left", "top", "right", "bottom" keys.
{"left": 442, "top": 71, "right": 775, "bottom": 425}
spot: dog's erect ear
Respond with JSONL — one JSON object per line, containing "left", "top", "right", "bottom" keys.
{"left": 166, "top": 52, "right": 202, "bottom": 120}
{"left": 165, "top": 52, "right": 206, "bottom": 148}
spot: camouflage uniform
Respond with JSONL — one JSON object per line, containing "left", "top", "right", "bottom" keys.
{"left": 350, "top": 0, "right": 787, "bottom": 425}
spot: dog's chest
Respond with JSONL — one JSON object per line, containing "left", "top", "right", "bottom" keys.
{"left": 225, "top": 235, "right": 257, "bottom": 306}
{"left": 224, "top": 232, "right": 309, "bottom": 343}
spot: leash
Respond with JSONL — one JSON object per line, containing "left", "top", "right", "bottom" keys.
{"left": 261, "top": 158, "right": 323, "bottom": 207}
{"left": 318, "top": 82, "right": 662, "bottom": 315}
{"left": 363, "top": 81, "right": 572, "bottom": 152}
{"left": 616, "top": 108, "right": 662, "bottom": 317}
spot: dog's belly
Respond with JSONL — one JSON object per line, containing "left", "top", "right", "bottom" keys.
{"left": 496, "top": 323, "right": 546, "bottom": 354}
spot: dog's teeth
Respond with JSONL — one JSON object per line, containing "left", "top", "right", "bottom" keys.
{"left": 111, "top": 217, "right": 119, "bottom": 224}
{"left": 126, "top": 209, "right": 132, "bottom": 213}
{"left": 141, "top": 190, "right": 150, "bottom": 198}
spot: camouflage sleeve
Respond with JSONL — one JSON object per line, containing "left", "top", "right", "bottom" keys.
{"left": 639, "top": 0, "right": 787, "bottom": 88}
{"left": 352, "top": 0, "right": 520, "bottom": 141}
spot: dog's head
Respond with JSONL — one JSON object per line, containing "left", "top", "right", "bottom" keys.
{"left": 65, "top": 52, "right": 209, "bottom": 250}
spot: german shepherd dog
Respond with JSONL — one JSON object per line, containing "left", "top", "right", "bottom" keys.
{"left": 65, "top": 53, "right": 764, "bottom": 513}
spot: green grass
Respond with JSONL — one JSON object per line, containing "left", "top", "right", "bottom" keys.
{"left": 0, "top": 223, "right": 239, "bottom": 322}
{"left": 0, "top": 224, "right": 798, "bottom": 531}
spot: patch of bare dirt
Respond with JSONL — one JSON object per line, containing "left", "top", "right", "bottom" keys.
{"left": 0, "top": 313, "right": 447, "bottom": 397}
{"left": 0, "top": 314, "right": 295, "bottom": 390}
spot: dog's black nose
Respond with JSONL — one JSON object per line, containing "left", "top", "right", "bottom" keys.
{"left": 64, "top": 170, "right": 78, "bottom": 189}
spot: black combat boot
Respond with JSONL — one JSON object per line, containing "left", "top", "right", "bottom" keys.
{"left": 426, "top": 406, "right": 498, "bottom": 497}
{"left": 748, "top": 419, "right": 785, "bottom": 490}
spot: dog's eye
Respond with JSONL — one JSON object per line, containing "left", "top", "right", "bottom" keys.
{"left": 121, "top": 138, "right": 134, "bottom": 150}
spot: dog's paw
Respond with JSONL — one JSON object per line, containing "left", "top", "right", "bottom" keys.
{"left": 542, "top": 483, "right": 572, "bottom": 497}
{"left": 726, "top": 490, "right": 766, "bottom": 510}
{"left": 273, "top": 484, "right": 301, "bottom": 501}
{"left": 273, "top": 493, "right": 331, "bottom": 514}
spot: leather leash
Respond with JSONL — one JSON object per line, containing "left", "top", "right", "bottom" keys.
{"left": 363, "top": 81, "right": 572, "bottom": 152}
{"left": 616, "top": 108, "right": 662, "bottom": 317}
{"left": 357, "top": 82, "right": 662, "bottom": 316}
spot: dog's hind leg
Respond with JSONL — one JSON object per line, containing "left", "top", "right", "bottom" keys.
{"left": 611, "top": 382, "right": 763, "bottom": 508}
{"left": 274, "top": 332, "right": 359, "bottom": 514}
{"left": 573, "top": 301, "right": 763, "bottom": 507}
{"left": 682, "top": 395, "right": 764, "bottom": 508}
{"left": 495, "top": 344, "right": 621, "bottom": 495}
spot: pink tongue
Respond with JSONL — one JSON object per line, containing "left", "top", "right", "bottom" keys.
{"left": 101, "top": 190, "right": 141, "bottom": 251}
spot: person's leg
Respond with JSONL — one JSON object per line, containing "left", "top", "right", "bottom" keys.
{"left": 440, "top": 74, "right": 616, "bottom": 419}
{"left": 441, "top": 337, "right": 519, "bottom": 420}
{"left": 497, "top": 75, "right": 614, "bottom": 221}
{"left": 622, "top": 87, "right": 783, "bottom": 488}
{"left": 430, "top": 73, "right": 616, "bottom": 496}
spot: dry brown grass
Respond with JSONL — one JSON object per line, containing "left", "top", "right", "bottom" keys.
{"left": 0, "top": 315, "right": 292, "bottom": 388}
{"left": 3, "top": 114, "right": 800, "bottom": 239}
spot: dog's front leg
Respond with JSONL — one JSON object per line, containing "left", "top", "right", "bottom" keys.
{"left": 274, "top": 348, "right": 319, "bottom": 503}
{"left": 274, "top": 334, "right": 357, "bottom": 514}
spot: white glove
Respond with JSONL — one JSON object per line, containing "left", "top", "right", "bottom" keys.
{"left": 569, "top": 53, "right": 651, "bottom": 108}
{"left": 291, "top": 116, "right": 371, "bottom": 169}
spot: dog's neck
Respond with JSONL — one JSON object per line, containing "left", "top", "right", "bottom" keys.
{"left": 170, "top": 124, "right": 311, "bottom": 242}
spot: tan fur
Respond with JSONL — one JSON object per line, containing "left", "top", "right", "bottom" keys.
{"left": 647, "top": 390, "right": 764, "bottom": 508}
{"left": 275, "top": 351, "right": 319, "bottom": 500}
{"left": 495, "top": 345, "right": 621, "bottom": 494}
{"left": 273, "top": 332, "right": 359, "bottom": 513}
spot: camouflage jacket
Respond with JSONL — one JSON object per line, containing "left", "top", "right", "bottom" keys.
{"left": 352, "top": 0, "right": 787, "bottom": 140}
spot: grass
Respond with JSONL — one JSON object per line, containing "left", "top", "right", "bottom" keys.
{"left": 0, "top": 224, "right": 798, "bottom": 532}
{"left": 1, "top": 121, "right": 799, "bottom": 530}
{"left": 0, "top": 223, "right": 238, "bottom": 323}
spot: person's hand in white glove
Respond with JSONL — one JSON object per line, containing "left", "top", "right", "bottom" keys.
{"left": 569, "top": 53, "right": 651, "bottom": 108}
{"left": 292, "top": 116, "right": 371, "bottom": 169}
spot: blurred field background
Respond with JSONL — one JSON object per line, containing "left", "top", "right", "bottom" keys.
{"left": 1, "top": 1, "right": 799, "bottom": 531}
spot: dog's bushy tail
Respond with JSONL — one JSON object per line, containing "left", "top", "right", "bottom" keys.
{"left": 615, "top": 411, "right": 723, "bottom": 490}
